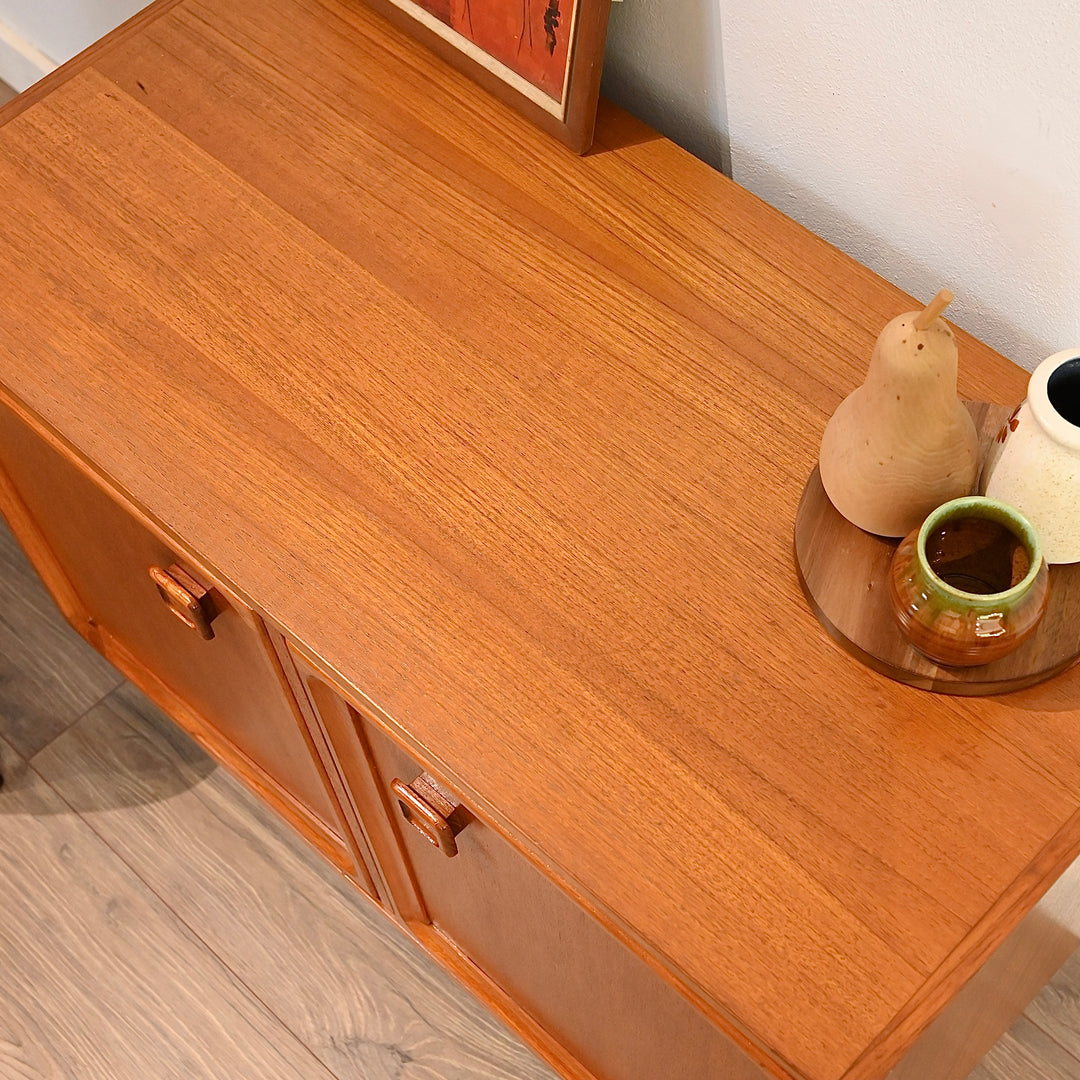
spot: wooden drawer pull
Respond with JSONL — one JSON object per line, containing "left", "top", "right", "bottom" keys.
{"left": 149, "top": 564, "right": 217, "bottom": 640}
{"left": 391, "top": 773, "right": 465, "bottom": 858}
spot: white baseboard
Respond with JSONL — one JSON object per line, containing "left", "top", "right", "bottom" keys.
{"left": 0, "top": 17, "right": 56, "bottom": 93}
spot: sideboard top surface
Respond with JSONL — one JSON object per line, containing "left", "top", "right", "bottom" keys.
{"left": 0, "top": 2, "right": 1077, "bottom": 1078}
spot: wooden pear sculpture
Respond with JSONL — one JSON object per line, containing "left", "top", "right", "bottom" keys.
{"left": 819, "top": 289, "right": 979, "bottom": 537}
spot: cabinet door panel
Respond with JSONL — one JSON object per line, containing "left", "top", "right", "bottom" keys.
{"left": 310, "top": 677, "right": 768, "bottom": 1080}
{"left": 0, "top": 399, "right": 344, "bottom": 854}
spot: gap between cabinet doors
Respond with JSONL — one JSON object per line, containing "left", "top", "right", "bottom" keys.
{"left": 273, "top": 637, "right": 779, "bottom": 1080}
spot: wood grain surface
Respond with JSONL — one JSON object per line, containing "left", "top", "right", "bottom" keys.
{"left": 31, "top": 683, "right": 561, "bottom": 1080}
{"left": 0, "top": 2, "right": 1077, "bottom": 1078}
{"left": 885, "top": 850, "right": 1080, "bottom": 1080}
{"left": 2, "top": 525, "right": 1079, "bottom": 1080}
{"left": 0, "top": 392, "right": 355, "bottom": 871}
{"left": 0, "top": 730, "right": 341, "bottom": 1080}
{"left": 345, "top": 681, "right": 774, "bottom": 1080}
{"left": 1026, "top": 949, "right": 1080, "bottom": 1062}
{"left": 969, "top": 1018, "right": 1080, "bottom": 1080}
{"left": 796, "top": 403, "right": 1080, "bottom": 694}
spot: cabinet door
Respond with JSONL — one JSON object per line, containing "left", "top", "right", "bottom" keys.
{"left": 0, "top": 397, "right": 351, "bottom": 872}
{"left": 298, "top": 672, "right": 769, "bottom": 1080}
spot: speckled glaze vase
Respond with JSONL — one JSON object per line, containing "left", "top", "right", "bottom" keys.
{"left": 982, "top": 349, "right": 1080, "bottom": 564}
{"left": 889, "top": 496, "right": 1049, "bottom": 667}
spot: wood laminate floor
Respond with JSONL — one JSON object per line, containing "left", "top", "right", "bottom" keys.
{"left": 0, "top": 519, "right": 559, "bottom": 1080}
{"left": 0, "top": 530, "right": 1078, "bottom": 1080}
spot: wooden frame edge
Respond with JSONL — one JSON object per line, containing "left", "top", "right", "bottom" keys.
{"left": 349, "top": 0, "right": 611, "bottom": 152}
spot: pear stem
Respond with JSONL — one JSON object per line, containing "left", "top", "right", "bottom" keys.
{"left": 913, "top": 288, "right": 954, "bottom": 331}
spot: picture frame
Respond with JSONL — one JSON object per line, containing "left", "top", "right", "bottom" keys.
{"left": 361, "top": 0, "right": 613, "bottom": 153}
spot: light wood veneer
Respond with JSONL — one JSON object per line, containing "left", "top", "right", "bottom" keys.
{"left": 1, "top": 2, "right": 1078, "bottom": 1079}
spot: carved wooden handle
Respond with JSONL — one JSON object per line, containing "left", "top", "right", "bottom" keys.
{"left": 148, "top": 564, "right": 216, "bottom": 640}
{"left": 391, "top": 773, "right": 465, "bottom": 857}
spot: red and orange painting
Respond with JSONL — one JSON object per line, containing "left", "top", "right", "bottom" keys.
{"left": 393, "top": 0, "right": 578, "bottom": 110}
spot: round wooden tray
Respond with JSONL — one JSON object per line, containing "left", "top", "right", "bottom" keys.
{"left": 795, "top": 402, "right": 1080, "bottom": 694}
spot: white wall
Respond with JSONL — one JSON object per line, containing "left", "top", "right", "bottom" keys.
{"left": 602, "top": 0, "right": 1080, "bottom": 373}
{"left": 0, "top": 0, "right": 145, "bottom": 89}
{"left": 601, "top": 0, "right": 730, "bottom": 175}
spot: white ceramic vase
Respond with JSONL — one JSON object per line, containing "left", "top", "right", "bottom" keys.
{"left": 981, "top": 349, "right": 1080, "bottom": 564}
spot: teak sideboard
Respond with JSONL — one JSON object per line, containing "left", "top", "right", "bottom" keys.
{"left": 2, "top": 3, "right": 1079, "bottom": 1079}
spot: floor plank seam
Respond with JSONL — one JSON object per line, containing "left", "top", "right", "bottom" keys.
{"left": 21, "top": 676, "right": 126, "bottom": 764}
{"left": 1022, "top": 1013, "right": 1080, "bottom": 1073}
{"left": 23, "top": 745, "right": 355, "bottom": 1080}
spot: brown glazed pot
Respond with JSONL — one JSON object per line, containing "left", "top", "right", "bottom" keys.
{"left": 889, "top": 496, "right": 1049, "bottom": 667}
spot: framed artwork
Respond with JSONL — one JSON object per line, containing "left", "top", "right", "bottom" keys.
{"left": 364, "top": 0, "right": 613, "bottom": 152}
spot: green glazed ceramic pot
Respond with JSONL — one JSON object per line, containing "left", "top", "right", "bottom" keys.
{"left": 889, "top": 496, "right": 1049, "bottom": 667}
